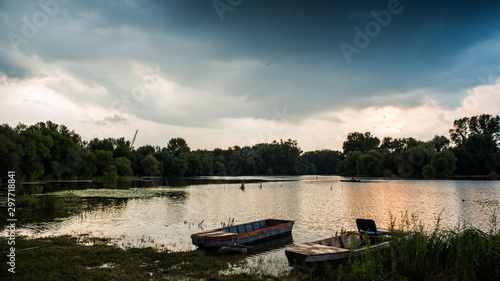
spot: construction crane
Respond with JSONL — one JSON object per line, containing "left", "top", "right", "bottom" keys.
{"left": 131, "top": 130, "right": 138, "bottom": 147}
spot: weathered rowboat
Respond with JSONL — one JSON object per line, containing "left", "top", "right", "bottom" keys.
{"left": 285, "top": 231, "right": 390, "bottom": 270}
{"left": 340, "top": 179, "right": 361, "bottom": 182}
{"left": 191, "top": 218, "right": 294, "bottom": 248}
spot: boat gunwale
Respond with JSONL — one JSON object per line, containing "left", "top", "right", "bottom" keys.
{"left": 285, "top": 231, "right": 391, "bottom": 264}
{"left": 191, "top": 218, "right": 294, "bottom": 243}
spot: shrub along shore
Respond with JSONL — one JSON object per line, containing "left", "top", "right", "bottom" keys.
{"left": 1, "top": 214, "right": 499, "bottom": 281}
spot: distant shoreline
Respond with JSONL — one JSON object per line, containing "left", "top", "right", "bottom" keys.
{"left": 12, "top": 174, "right": 499, "bottom": 186}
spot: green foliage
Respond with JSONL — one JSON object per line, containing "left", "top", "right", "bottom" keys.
{"left": 423, "top": 149, "right": 457, "bottom": 178}
{"left": 453, "top": 134, "right": 498, "bottom": 175}
{"left": 93, "top": 150, "right": 115, "bottom": 176}
{"left": 300, "top": 213, "right": 500, "bottom": 281}
{"left": 337, "top": 151, "right": 363, "bottom": 176}
{"left": 449, "top": 114, "right": 500, "bottom": 146}
{"left": 1, "top": 115, "right": 499, "bottom": 181}
{"left": 17, "top": 195, "right": 58, "bottom": 210}
{"left": 343, "top": 132, "right": 380, "bottom": 154}
{"left": 170, "top": 157, "right": 188, "bottom": 176}
{"left": 302, "top": 149, "right": 341, "bottom": 174}
{"left": 356, "top": 150, "right": 383, "bottom": 176}
{"left": 141, "top": 154, "right": 160, "bottom": 176}
{"left": 167, "top": 137, "right": 190, "bottom": 157}
{"left": 0, "top": 236, "right": 270, "bottom": 281}
{"left": 114, "top": 157, "right": 133, "bottom": 176}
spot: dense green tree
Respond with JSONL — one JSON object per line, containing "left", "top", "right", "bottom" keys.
{"left": 141, "top": 154, "right": 160, "bottom": 176}
{"left": 381, "top": 137, "right": 423, "bottom": 153}
{"left": 87, "top": 138, "right": 114, "bottom": 152}
{"left": 184, "top": 152, "right": 203, "bottom": 176}
{"left": 167, "top": 137, "right": 190, "bottom": 157}
{"left": 243, "top": 154, "right": 257, "bottom": 175}
{"left": 74, "top": 147, "right": 96, "bottom": 178}
{"left": 3, "top": 117, "right": 500, "bottom": 180}
{"left": 302, "top": 150, "right": 341, "bottom": 175}
{"left": 113, "top": 138, "right": 133, "bottom": 159}
{"left": 422, "top": 149, "right": 457, "bottom": 178}
{"left": 213, "top": 155, "right": 226, "bottom": 175}
{"left": 0, "top": 125, "right": 22, "bottom": 178}
{"left": 356, "top": 150, "right": 383, "bottom": 176}
{"left": 342, "top": 132, "right": 380, "bottom": 154}
{"left": 450, "top": 114, "right": 500, "bottom": 146}
{"left": 170, "top": 157, "right": 188, "bottom": 176}
{"left": 453, "top": 134, "right": 498, "bottom": 175}
{"left": 495, "top": 151, "right": 500, "bottom": 173}
{"left": 154, "top": 148, "right": 173, "bottom": 177}
{"left": 337, "top": 151, "right": 363, "bottom": 176}
{"left": 199, "top": 151, "right": 215, "bottom": 175}
{"left": 19, "top": 127, "right": 54, "bottom": 180}
{"left": 114, "top": 157, "right": 133, "bottom": 176}
{"left": 93, "top": 150, "right": 115, "bottom": 176}
{"left": 429, "top": 135, "right": 450, "bottom": 152}
{"left": 394, "top": 143, "right": 434, "bottom": 178}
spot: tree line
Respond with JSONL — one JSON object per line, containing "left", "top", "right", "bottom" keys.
{"left": 0, "top": 121, "right": 339, "bottom": 181}
{"left": 0, "top": 114, "right": 499, "bottom": 181}
{"left": 337, "top": 114, "right": 500, "bottom": 178}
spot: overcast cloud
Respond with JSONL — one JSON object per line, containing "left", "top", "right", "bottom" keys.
{"left": 1, "top": 0, "right": 500, "bottom": 151}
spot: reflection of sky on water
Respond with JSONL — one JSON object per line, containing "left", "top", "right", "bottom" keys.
{"left": 6, "top": 176, "right": 500, "bottom": 274}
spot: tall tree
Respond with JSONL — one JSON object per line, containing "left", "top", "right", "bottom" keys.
{"left": 167, "top": 137, "right": 191, "bottom": 157}
{"left": 453, "top": 134, "right": 498, "bottom": 175}
{"left": 423, "top": 149, "right": 457, "bottom": 178}
{"left": 342, "top": 132, "right": 380, "bottom": 154}
{"left": 93, "top": 150, "right": 115, "bottom": 176}
{"left": 430, "top": 135, "right": 450, "bottom": 152}
{"left": 141, "top": 154, "right": 160, "bottom": 176}
{"left": 356, "top": 150, "right": 383, "bottom": 176}
{"left": 450, "top": 114, "right": 500, "bottom": 146}
{"left": 114, "top": 157, "right": 133, "bottom": 176}
{"left": 337, "top": 150, "right": 363, "bottom": 176}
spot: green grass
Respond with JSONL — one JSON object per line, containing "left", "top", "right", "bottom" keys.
{"left": 16, "top": 192, "right": 83, "bottom": 212}
{"left": 299, "top": 212, "right": 500, "bottom": 281}
{"left": 0, "top": 236, "right": 282, "bottom": 281}
{"left": 2, "top": 213, "right": 498, "bottom": 280}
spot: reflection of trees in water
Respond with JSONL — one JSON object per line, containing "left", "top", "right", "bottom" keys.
{"left": 161, "top": 190, "right": 187, "bottom": 202}
{"left": 85, "top": 197, "right": 129, "bottom": 208}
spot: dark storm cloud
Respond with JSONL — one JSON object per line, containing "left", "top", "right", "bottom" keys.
{"left": 1, "top": 0, "right": 500, "bottom": 126}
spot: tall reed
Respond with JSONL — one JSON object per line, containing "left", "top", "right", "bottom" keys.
{"left": 310, "top": 212, "right": 500, "bottom": 281}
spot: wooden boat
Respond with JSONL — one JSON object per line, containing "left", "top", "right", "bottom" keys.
{"left": 191, "top": 218, "right": 294, "bottom": 248}
{"left": 286, "top": 219, "right": 390, "bottom": 270}
{"left": 285, "top": 231, "right": 389, "bottom": 270}
{"left": 340, "top": 179, "right": 360, "bottom": 182}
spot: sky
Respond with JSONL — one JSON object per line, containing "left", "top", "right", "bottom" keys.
{"left": 1, "top": 0, "right": 500, "bottom": 152}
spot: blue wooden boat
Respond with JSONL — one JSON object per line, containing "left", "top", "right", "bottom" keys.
{"left": 191, "top": 218, "right": 294, "bottom": 248}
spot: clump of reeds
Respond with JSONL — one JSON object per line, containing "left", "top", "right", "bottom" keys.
{"left": 387, "top": 211, "right": 500, "bottom": 281}
{"left": 308, "top": 211, "right": 500, "bottom": 281}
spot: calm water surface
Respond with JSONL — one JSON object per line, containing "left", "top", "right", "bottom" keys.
{"left": 8, "top": 176, "right": 500, "bottom": 274}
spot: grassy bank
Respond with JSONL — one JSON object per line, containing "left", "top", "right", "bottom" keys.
{"left": 303, "top": 213, "right": 500, "bottom": 281}
{"left": 0, "top": 236, "right": 281, "bottom": 281}
{"left": 2, "top": 221, "right": 499, "bottom": 280}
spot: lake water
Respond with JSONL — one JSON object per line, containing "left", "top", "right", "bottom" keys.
{"left": 6, "top": 176, "right": 500, "bottom": 274}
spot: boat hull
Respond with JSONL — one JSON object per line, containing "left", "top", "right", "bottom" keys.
{"left": 191, "top": 219, "right": 294, "bottom": 248}
{"left": 285, "top": 232, "right": 390, "bottom": 270}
